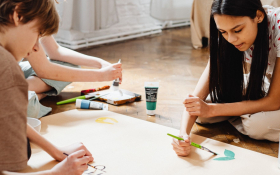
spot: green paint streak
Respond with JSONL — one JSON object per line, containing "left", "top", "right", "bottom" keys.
{"left": 224, "top": 149, "right": 235, "bottom": 158}
{"left": 213, "top": 149, "right": 235, "bottom": 161}
{"left": 213, "top": 157, "right": 235, "bottom": 161}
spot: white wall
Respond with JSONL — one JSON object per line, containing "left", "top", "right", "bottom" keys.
{"left": 55, "top": 0, "right": 192, "bottom": 49}
{"left": 83, "top": 0, "right": 159, "bottom": 39}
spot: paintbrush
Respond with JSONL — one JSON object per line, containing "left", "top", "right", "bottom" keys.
{"left": 57, "top": 92, "right": 97, "bottom": 105}
{"left": 88, "top": 93, "right": 110, "bottom": 101}
{"left": 167, "top": 133, "right": 218, "bottom": 155}
{"left": 110, "top": 59, "right": 123, "bottom": 96}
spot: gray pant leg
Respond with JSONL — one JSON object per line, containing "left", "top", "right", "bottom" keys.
{"left": 27, "top": 60, "right": 80, "bottom": 96}
{"left": 27, "top": 91, "right": 52, "bottom": 119}
{"left": 20, "top": 60, "right": 79, "bottom": 118}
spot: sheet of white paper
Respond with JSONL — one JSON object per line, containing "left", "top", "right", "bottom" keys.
{"left": 20, "top": 110, "right": 279, "bottom": 175}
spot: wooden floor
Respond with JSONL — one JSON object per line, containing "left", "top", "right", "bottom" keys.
{"left": 41, "top": 26, "right": 279, "bottom": 158}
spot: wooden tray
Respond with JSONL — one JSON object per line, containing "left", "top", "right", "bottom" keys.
{"left": 93, "top": 89, "right": 141, "bottom": 105}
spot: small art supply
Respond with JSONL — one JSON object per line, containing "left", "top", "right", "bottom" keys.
{"left": 81, "top": 85, "right": 110, "bottom": 95}
{"left": 167, "top": 133, "right": 218, "bottom": 155}
{"left": 76, "top": 99, "right": 108, "bottom": 111}
{"left": 57, "top": 93, "right": 95, "bottom": 105}
{"left": 88, "top": 93, "right": 110, "bottom": 101}
{"left": 90, "top": 89, "right": 141, "bottom": 106}
{"left": 110, "top": 59, "right": 123, "bottom": 96}
{"left": 56, "top": 93, "right": 109, "bottom": 105}
{"left": 27, "top": 117, "right": 41, "bottom": 133}
{"left": 144, "top": 82, "right": 159, "bottom": 115}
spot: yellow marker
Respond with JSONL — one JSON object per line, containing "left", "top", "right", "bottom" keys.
{"left": 95, "top": 117, "right": 118, "bottom": 124}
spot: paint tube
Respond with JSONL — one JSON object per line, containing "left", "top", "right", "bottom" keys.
{"left": 144, "top": 82, "right": 159, "bottom": 115}
{"left": 76, "top": 99, "right": 108, "bottom": 111}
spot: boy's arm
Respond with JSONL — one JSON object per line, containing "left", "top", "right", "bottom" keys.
{"left": 26, "top": 124, "right": 93, "bottom": 162}
{"left": 0, "top": 85, "right": 28, "bottom": 172}
{"left": 25, "top": 45, "right": 122, "bottom": 82}
{"left": 2, "top": 149, "right": 91, "bottom": 175}
{"left": 40, "top": 36, "right": 111, "bottom": 68}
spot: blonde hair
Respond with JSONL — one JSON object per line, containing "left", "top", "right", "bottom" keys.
{"left": 0, "top": 0, "right": 60, "bottom": 36}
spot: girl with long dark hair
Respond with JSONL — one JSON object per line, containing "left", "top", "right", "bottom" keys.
{"left": 172, "top": 0, "right": 280, "bottom": 156}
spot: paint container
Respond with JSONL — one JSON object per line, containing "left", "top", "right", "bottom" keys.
{"left": 27, "top": 117, "right": 41, "bottom": 133}
{"left": 110, "top": 59, "right": 123, "bottom": 96}
{"left": 144, "top": 82, "right": 159, "bottom": 115}
{"left": 76, "top": 99, "right": 108, "bottom": 111}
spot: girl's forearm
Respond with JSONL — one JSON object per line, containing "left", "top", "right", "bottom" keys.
{"left": 180, "top": 61, "right": 210, "bottom": 135}
{"left": 37, "top": 62, "right": 103, "bottom": 82}
{"left": 27, "top": 124, "right": 62, "bottom": 161}
{"left": 180, "top": 110, "right": 198, "bottom": 135}
{"left": 210, "top": 95, "right": 280, "bottom": 117}
{"left": 27, "top": 46, "right": 105, "bottom": 82}
{"left": 40, "top": 36, "right": 109, "bottom": 68}
{"left": 51, "top": 46, "right": 106, "bottom": 68}
{"left": 211, "top": 58, "right": 280, "bottom": 117}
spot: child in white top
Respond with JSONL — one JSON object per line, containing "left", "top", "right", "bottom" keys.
{"left": 173, "top": 0, "right": 280, "bottom": 157}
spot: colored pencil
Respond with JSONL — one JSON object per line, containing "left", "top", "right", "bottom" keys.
{"left": 81, "top": 85, "right": 110, "bottom": 95}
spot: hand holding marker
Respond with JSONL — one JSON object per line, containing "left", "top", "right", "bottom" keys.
{"left": 167, "top": 133, "right": 218, "bottom": 155}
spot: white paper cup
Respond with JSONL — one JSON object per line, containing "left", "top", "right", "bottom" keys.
{"left": 27, "top": 117, "right": 41, "bottom": 133}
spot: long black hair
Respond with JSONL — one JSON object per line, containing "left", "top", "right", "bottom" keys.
{"left": 209, "top": 0, "right": 269, "bottom": 103}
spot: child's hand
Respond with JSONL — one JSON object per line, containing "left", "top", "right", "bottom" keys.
{"left": 55, "top": 142, "right": 93, "bottom": 162}
{"left": 51, "top": 150, "right": 91, "bottom": 175}
{"left": 183, "top": 94, "right": 212, "bottom": 118}
{"left": 100, "top": 60, "right": 112, "bottom": 68}
{"left": 99, "top": 63, "right": 122, "bottom": 82}
{"left": 171, "top": 135, "right": 191, "bottom": 157}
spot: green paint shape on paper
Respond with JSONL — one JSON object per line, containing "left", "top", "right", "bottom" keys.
{"left": 213, "top": 157, "right": 235, "bottom": 161}
{"left": 224, "top": 149, "right": 235, "bottom": 158}
{"left": 213, "top": 149, "right": 235, "bottom": 161}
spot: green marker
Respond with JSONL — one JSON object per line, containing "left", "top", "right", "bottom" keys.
{"left": 57, "top": 93, "right": 109, "bottom": 105}
{"left": 167, "top": 133, "right": 217, "bottom": 155}
{"left": 57, "top": 95, "right": 87, "bottom": 105}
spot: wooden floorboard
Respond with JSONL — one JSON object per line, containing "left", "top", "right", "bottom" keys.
{"left": 41, "top": 26, "right": 279, "bottom": 158}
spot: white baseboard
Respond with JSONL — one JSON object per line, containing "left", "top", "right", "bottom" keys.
{"left": 157, "top": 20, "right": 190, "bottom": 29}
{"left": 56, "top": 26, "right": 162, "bottom": 50}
